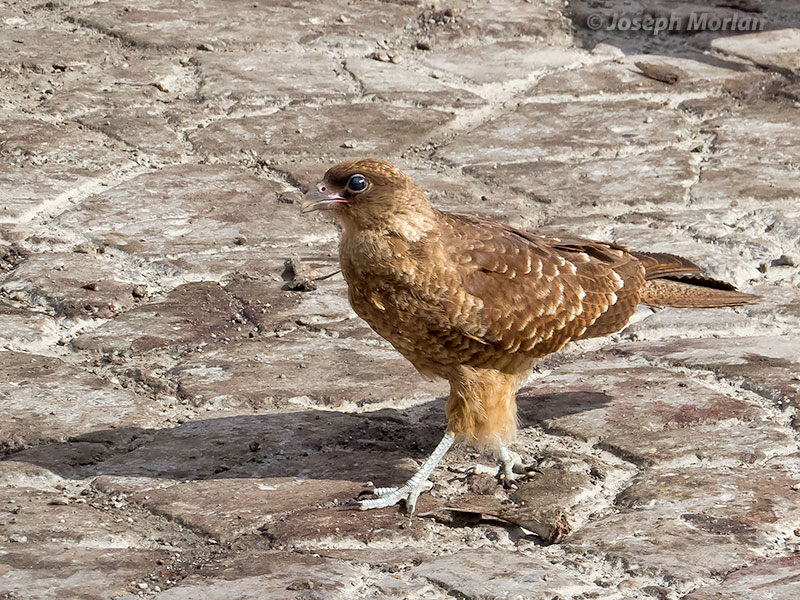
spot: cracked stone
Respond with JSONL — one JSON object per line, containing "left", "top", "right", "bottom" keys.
{"left": 192, "top": 51, "right": 352, "bottom": 106}
{"left": 0, "top": 116, "right": 133, "bottom": 170}
{"left": 0, "top": 351, "right": 160, "bottom": 454}
{"left": 188, "top": 103, "right": 453, "bottom": 166}
{"left": 0, "top": 463, "right": 176, "bottom": 599}
{"left": 39, "top": 56, "right": 187, "bottom": 120}
{"left": 691, "top": 103, "right": 800, "bottom": 207}
{"left": 437, "top": 99, "right": 689, "bottom": 171}
{"left": 684, "top": 554, "right": 800, "bottom": 599}
{"left": 0, "top": 117, "right": 135, "bottom": 234}
{"left": 78, "top": 107, "right": 190, "bottom": 161}
{"left": 78, "top": 408, "right": 445, "bottom": 544}
{"left": 344, "top": 57, "right": 485, "bottom": 107}
{"left": 71, "top": 0, "right": 417, "bottom": 51}
{"left": 52, "top": 164, "right": 298, "bottom": 278}
{"left": 482, "top": 148, "right": 697, "bottom": 207}
{"left": 152, "top": 553, "right": 361, "bottom": 600}
{"left": 1, "top": 0, "right": 799, "bottom": 592}
{"left": 420, "top": 41, "right": 586, "bottom": 85}
{"left": 170, "top": 331, "right": 445, "bottom": 412}
{"left": 531, "top": 54, "right": 772, "bottom": 97}
{"left": 519, "top": 354, "right": 792, "bottom": 466}
{"left": 0, "top": 302, "right": 58, "bottom": 350}
{"left": 71, "top": 282, "right": 250, "bottom": 355}
{"left": 1, "top": 252, "right": 142, "bottom": 319}
{"left": 0, "top": 25, "right": 113, "bottom": 73}
{"left": 567, "top": 468, "right": 800, "bottom": 584}
{"left": 617, "top": 336, "right": 800, "bottom": 417}
{"left": 418, "top": 0, "right": 571, "bottom": 47}
{"left": 412, "top": 547, "right": 599, "bottom": 599}
{"left": 712, "top": 28, "right": 800, "bottom": 76}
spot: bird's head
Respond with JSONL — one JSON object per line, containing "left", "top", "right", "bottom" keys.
{"left": 301, "top": 158, "right": 434, "bottom": 232}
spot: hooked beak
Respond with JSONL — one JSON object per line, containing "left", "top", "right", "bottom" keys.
{"left": 300, "top": 182, "right": 348, "bottom": 214}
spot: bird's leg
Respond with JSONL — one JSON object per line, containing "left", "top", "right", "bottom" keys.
{"left": 359, "top": 432, "right": 455, "bottom": 514}
{"left": 497, "top": 443, "right": 523, "bottom": 488}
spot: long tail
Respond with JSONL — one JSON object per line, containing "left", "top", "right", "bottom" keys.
{"left": 632, "top": 251, "right": 761, "bottom": 308}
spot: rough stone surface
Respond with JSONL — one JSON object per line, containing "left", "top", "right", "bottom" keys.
{"left": 0, "top": 302, "right": 58, "bottom": 350}
{"left": 0, "top": 117, "right": 136, "bottom": 235}
{"left": 188, "top": 103, "right": 453, "bottom": 167}
{"left": 618, "top": 336, "right": 800, "bottom": 413}
{"left": 345, "top": 57, "right": 485, "bottom": 107}
{"left": 71, "top": 0, "right": 418, "bottom": 51}
{"left": 420, "top": 41, "right": 587, "bottom": 84}
{"left": 1, "top": 1, "right": 799, "bottom": 599}
{"left": 712, "top": 28, "right": 800, "bottom": 76}
{"left": 520, "top": 354, "right": 794, "bottom": 466}
{"left": 192, "top": 51, "right": 353, "bottom": 106}
{"left": 151, "top": 553, "right": 363, "bottom": 600}
{"left": 0, "top": 478, "right": 178, "bottom": 600}
{"left": 169, "top": 331, "right": 446, "bottom": 411}
{"left": 1, "top": 251, "right": 145, "bottom": 318}
{"left": 0, "top": 351, "right": 160, "bottom": 454}
{"left": 436, "top": 99, "right": 691, "bottom": 177}
{"left": 567, "top": 468, "right": 800, "bottom": 585}
{"left": 71, "top": 282, "right": 255, "bottom": 355}
{"left": 683, "top": 554, "right": 800, "bottom": 599}
{"left": 412, "top": 548, "right": 599, "bottom": 599}
{"left": 532, "top": 53, "right": 774, "bottom": 98}
{"left": 52, "top": 164, "right": 297, "bottom": 278}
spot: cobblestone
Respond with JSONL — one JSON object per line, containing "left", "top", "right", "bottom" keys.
{"left": 1, "top": 0, "right": 799, "bottom": 598}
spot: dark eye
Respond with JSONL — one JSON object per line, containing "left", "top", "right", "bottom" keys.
{"left": 346, "top": 174, "right": 368, "bottom": 193}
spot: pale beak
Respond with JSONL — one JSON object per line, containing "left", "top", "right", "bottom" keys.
{"left": 300, "top": 182, "right": 348, "bottom": 214}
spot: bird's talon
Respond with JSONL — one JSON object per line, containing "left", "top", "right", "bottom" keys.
{"left": 357, "top": 480, "right": 433, "bottom": 513}
{"left": 467, "top": 463, "right": 500, "bottom": 477}
{"left": 372, "top": 486, "right": 400, "bottom": 498}
{"left": 512, "top": 460, "right": 537, "bottom": 474}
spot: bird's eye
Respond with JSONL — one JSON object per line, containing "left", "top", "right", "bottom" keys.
{"left": 346, "top": 174, "right": 368, "bottom": 193}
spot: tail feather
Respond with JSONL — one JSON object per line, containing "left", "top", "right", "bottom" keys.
{"left": 641, "top": 278, "right": 760, "bottom": 307}
{"left": 634, "top": 251, "right": 762, "bottom": 308}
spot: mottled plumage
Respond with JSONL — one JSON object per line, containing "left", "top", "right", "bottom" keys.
{"left": 301, "top": 158, "right": 760, "bottom": 511}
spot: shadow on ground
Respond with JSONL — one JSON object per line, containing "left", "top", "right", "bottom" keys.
{"left": 566, "top": 0, "right": 800, "bottom": 59}
{"left": 4, "top": 391, "right": 611, "bottom": 485}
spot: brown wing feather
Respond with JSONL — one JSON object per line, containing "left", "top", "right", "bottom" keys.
{"left": 440, "top": 214, "right": 646, "bottom": 358}
{"left": 630, "top": 250, "right": 703, "bottom": 279}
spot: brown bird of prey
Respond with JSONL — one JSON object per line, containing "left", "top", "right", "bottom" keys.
{"left": 301, "top": 158, "right": 759, "bottom": 512}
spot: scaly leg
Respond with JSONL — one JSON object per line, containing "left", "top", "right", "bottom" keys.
{"left": 359, "top": 432, "right": 455, "bottom": 514}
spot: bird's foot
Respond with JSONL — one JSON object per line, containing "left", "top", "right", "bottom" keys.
{"left": 468, "top": 449, "right": 537, "bottom": 489}
{"left": 356, "top": 432, "right": 455, "bottom": 514}
{"left": 358, "top": 480, "right": 434, "bottom": 513}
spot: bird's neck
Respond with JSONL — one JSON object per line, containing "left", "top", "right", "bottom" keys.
{"left": 337, "top": 203, "right": 441, "bottom": 283}
{"left": 339, "top": 199, "right": 439, "bottom": 244}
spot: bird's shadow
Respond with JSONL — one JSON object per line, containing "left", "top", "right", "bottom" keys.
{"left": 517, "top": 389, "right": 612, "bottom": 423}
{"left": 4, "top": 392, "right": 611, "bottom": 486}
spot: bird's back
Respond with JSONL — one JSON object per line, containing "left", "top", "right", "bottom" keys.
{"left": 339, "top": 209, "right": 759, "bottom": 379}
{"left": 433, "top": 212, "right": 647, "bottom": 358}
{"left": 339, "top": 210, "right": 641, "bottom": 376}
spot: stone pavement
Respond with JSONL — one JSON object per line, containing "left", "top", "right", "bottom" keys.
{"left": 1, "top": 0, "right": 799, "bottom": 598}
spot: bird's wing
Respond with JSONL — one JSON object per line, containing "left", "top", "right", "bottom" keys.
{"left": 439, "top": 213, "right": 645, "bottom": 356}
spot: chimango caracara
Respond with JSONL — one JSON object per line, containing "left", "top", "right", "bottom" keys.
{"left": 301, "top": 158, "right": 759, "bottom": 512}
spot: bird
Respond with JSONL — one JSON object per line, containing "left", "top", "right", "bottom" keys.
{"left": 300, "top": 158, "right": 760, "bottom": 513}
